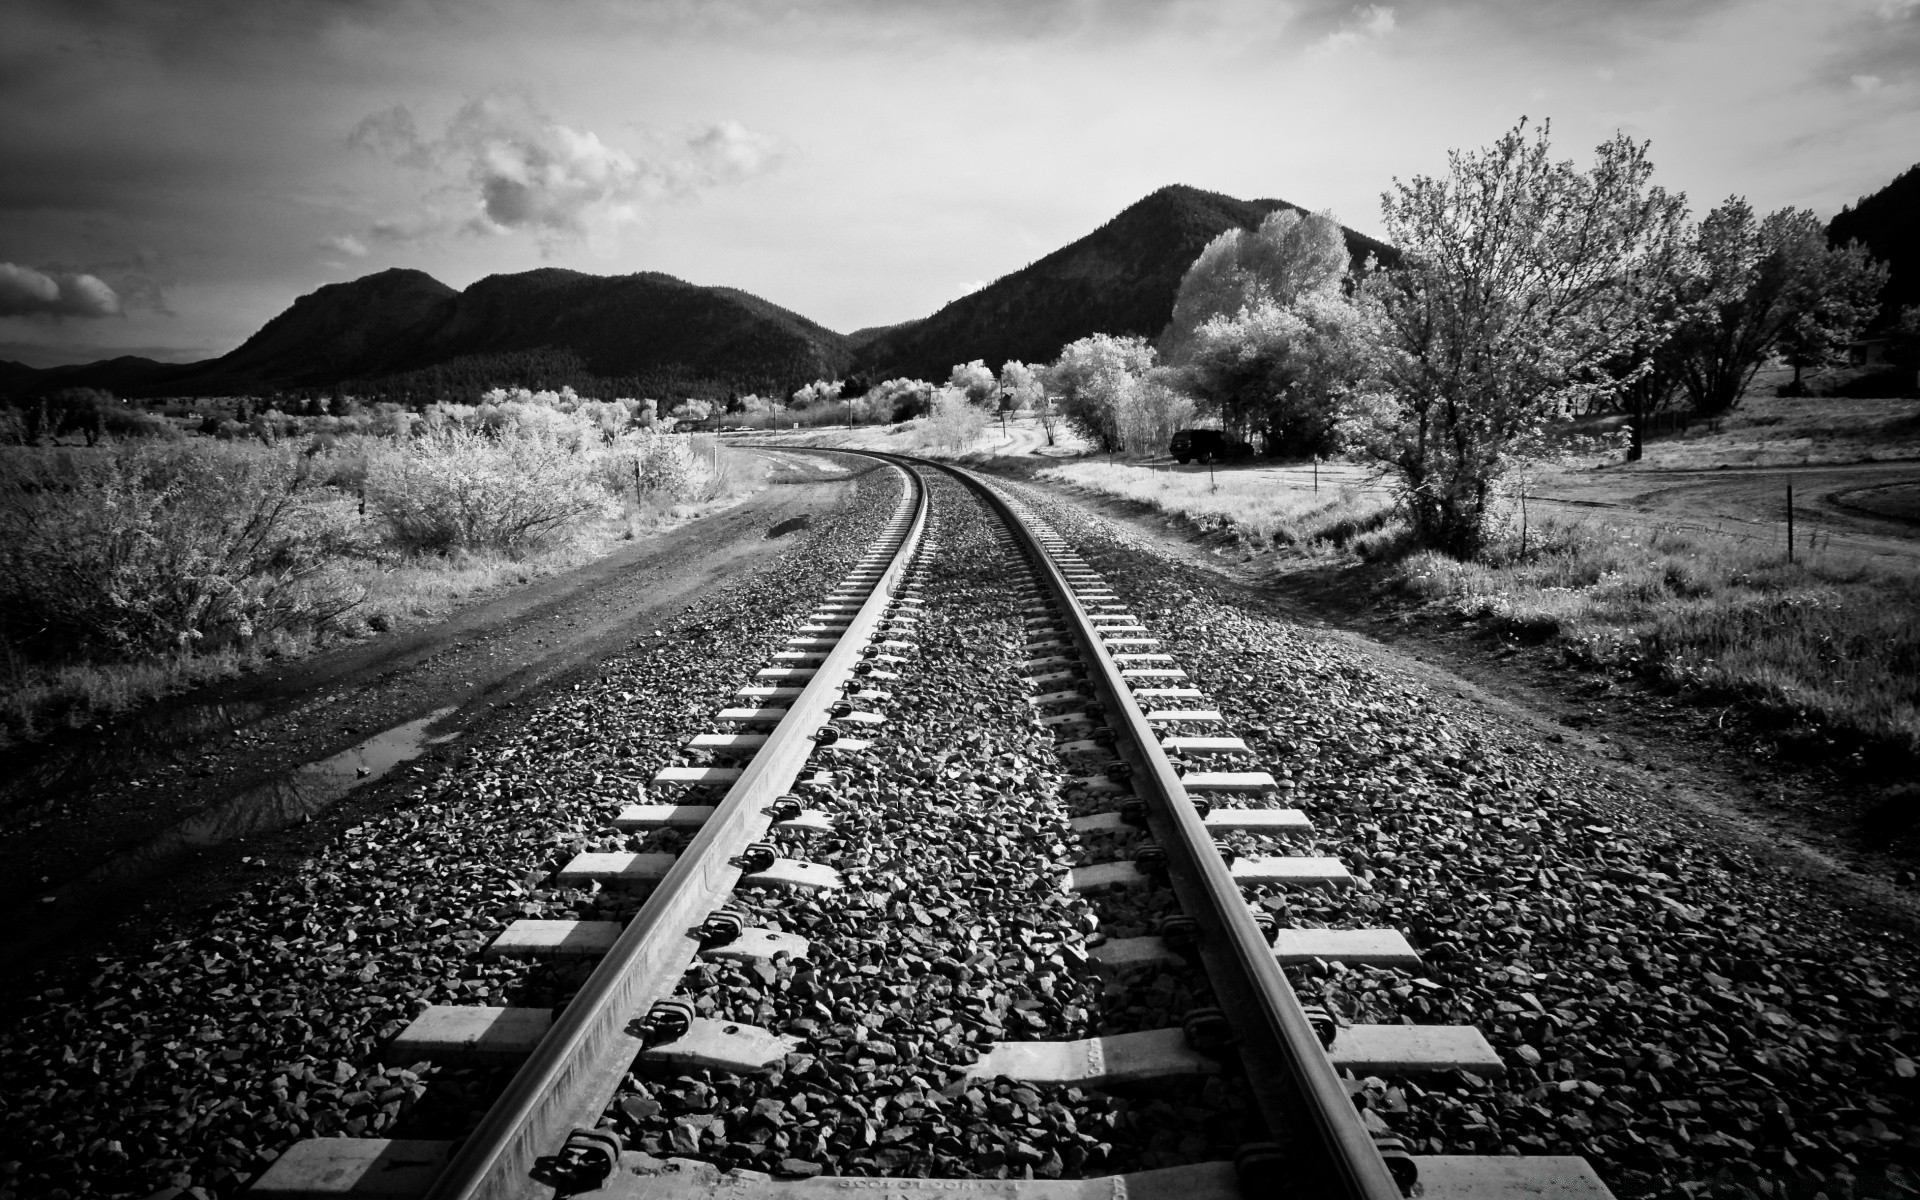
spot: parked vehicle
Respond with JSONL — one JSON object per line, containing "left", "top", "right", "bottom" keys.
{"left": 1169, "top": 428, "right": 1255, "bottom": 464}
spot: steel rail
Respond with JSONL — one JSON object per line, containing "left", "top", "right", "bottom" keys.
{"left": 926, "top": 457, "right": 1403, "bottom": 1200}
{"left": 424, "top": 457, "right": 928, "bottom": 1200}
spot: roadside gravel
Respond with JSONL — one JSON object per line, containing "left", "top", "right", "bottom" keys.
{"left": 999, "top": 477, "right": 1920, "bottom": 1200}
{"left": 0, "top": 467, "right": 901, "bottom": 1200}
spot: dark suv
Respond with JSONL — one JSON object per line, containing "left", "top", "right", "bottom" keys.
{"left": 1169, "top": 428, "right": 1254, "bottom": 464}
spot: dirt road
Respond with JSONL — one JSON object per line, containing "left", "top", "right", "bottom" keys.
{"left": 0, "top": 448, "right": 876, "bottom": 970}
{"left": 1528, "top": 458, "right": 1920, "bottom": 558}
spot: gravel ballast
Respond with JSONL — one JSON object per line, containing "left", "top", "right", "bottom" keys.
{"left": 4, "top": 454, "right": 1910, "bottom": 1200}
{"left": 0, "top": 466, "right": 904, "bottom": 1200}
{"left": 997, "top": 475, "right": 1920, "bottom": 1200}
{"left": 601, "top": 472, "right": 1261, "bottom": 1179}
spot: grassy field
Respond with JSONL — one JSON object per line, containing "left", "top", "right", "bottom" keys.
{"left": 1033, "top": 459, "right": 1396, "bottom": 551}
{"left": 736, "top": 411, "right": 1092, "bottom": 460}
{"left": 1395, "top": 520, "right": 1919, "bottom": 762}
{"left": 0, "top": 427, "right": 757, "bottom": 744}
{"left": 1030, "top": 411, "right": 1920, "bottom": 770}
{"left": 1609, "top": 383, "right": 1920, "bottom": 470}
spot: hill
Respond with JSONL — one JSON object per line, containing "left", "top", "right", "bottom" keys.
{"left": 2, "top": 184, "right": 1394, "bottom": 401}
{"left": 0, "top": 269, "right": 853, "bottom": 402}
{"left": 183, "top": 268, "right": 460, "bottom": 392}
{"left": 851, "top": 184, "right": 1397, "bottom": 381}
{"left": 1829, "top": 162, "right": 1920, "bottom": 323}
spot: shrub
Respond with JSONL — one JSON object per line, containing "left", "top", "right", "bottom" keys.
{"left": 599, "top": 431, "right": 715, "bottom": 501}
{"left": 923, "top": 386, "right": 990, "bottom": 451}
{"left": 0, "top": 443, "right": 362, "bottom": 661}
{"left": 1111, "top": 376, "right": 1196, "bottom": 457}
{"left": 364, "top": 426, "right": 610, "bottom": 555}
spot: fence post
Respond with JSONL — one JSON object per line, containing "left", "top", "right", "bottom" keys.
{"left": 1520, "top": 477, "right": 1529, "bottom": 559}
{"left": 1787, "top": 482, "right": 1794, "bottom": 564}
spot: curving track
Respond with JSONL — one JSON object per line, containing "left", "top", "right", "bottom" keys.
{"left": 252, "top": 452, "right": 1611, "bottom": 1200}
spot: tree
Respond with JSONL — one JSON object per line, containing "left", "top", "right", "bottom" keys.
{"left": 1889, "top": 305, "right": 1920, "bottom": 368}
{"left": 872, "top": 378, "right": 933, "bottom": 422}
{"left": 1186, "top": 292, "right": 1370, "bottom": 458}
{"left": 1163, "top": 209, "right": 1351, "bottom": 361}
{"left": 998, "top": 360, "right": 1042, "bottom": 410}
{"left": 998, "top": 359, "right": 1050, "bottom": 441}
{"left": 947, "top": 360, "right": 998, "bottom": 407}
{"left": 1043, "top": 334, "right": 1158, "bottom": 453}
{"left": 924, "top": 385, "right": 988, "bottom": 451}
{"left": 1671, "top": 201, "right": 1888, "bottom": 412}
{"left": 1779, "top": 239, "right": 1888, "bottom": 392}
{"left": 1357, "top": 119, "right": 1689, "bottom": 557}
{"left": 48, "top": 387, "right": 117, "bottom": 446}
{"left": 789, "top": 379, "right": 841, "bottom": 411}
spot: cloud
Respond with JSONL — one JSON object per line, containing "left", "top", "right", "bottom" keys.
{"left": 1851, "top": 73, "right": 1885, "bottom": 91}
{"left": 1311, "top": 4, "right": 1395, "bottom": 55}
{"left": 348, "top": 105, "right": 435, "bottom": 168}
{"left": 1879, "top": 0, "right": 1918, "bottom": 19}
{"left": 0, "top": 263, "right": 122, "bottom": 318}
{"left": 353, "top": 95, "right": 785, "bottom": 247}
{"left": 321, "top": 233, "right": 369, "bottom": 257}
{"left": 683, "top": 120, "right": 784, "bottom": 186}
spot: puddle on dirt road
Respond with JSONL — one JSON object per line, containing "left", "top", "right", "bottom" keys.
{"left": 6, "top": 706, "right": 461, "bottom": 959}
{"left": 3, "top": 699, "right": 276, "bottom": 808}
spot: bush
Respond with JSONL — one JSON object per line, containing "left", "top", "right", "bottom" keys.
{"left": 1111, "top": 376, "right": 1196, "bottom": 457}
{"left": 599, "top": 431, "right": 715, "bottom": 500}
{"left": 922, "top": 387, "right": 991, "bottom": 451}
{"left": 0, "top": 443, "right": 362, "bottom": 660}
{"left": 93, "top": 405, "right": 183, "bottom": 441}
{"left": 364, "top": 426, "right": 610, "bottom": 555}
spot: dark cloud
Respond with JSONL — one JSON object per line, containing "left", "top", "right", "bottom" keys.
{"left": 0, "top": 263, "right": 122, "bottom": 317}
{"left": 348, "top": 104, "right": 434, "bottom": 167}
{"left": 1816, "top": 0, "right": 1920, "bottom": 88}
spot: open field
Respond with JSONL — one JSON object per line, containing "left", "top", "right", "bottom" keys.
{"left": 1624, "top": 383, "right": 1920, "bottom": 471}
{"left": 727, "top": 411, "right": 1092, "bottom": 460}
{"left": 0, "top": 431, "right": 763, "bottom": 744}
{"left": 1009, "top": 399, "right": 1920, "bottom": 779}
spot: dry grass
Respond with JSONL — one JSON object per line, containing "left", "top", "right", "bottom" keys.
{"left": 741, "top": 413, "right": 1091, "bottom": 461}
{"left": 1629, "top": 387, "right": 1920, "bottom": 470}
{"left": 1034, "top": 459, "right": 1399, "bottom": 551}
{"left": 1396, "top": 518, "right": 1920, "bottom": 763}
{"left": 0, "top": 437, "right": 760, "bottom": 744}
{"left": 1031, "top": 449, "right": 1920, "bottom": 767}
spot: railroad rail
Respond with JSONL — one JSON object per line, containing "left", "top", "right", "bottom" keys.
{"left": 253, "top": 451, "right": 1611, "bottom": 1200}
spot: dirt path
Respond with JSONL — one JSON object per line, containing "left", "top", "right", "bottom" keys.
{"left": 1528, "top": 458, "right": 1920, "bottom": 556}
{"left": 1008, "top": 473, "right": 1920, "bottom": 931}
{"left": 0, "top": 448, "right": 874, "bottom": 971}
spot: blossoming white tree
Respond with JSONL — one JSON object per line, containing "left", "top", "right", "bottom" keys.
{"left": 1356, "top": 119, "right": 1689, "bottom": 556}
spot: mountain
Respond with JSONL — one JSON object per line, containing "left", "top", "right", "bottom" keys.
{"left": 1, "top": 184, "right": 1395, "bottom": 401}
{"left": 0, "top": 355, "right": 196, "bottom": 398}
{"left": 851, "top": 184, "right": 1397, "bottom": 381}
{"left": 1829, "top": 162, "right": 1920, "bottom": 324}
{"left": 186, "top": 268, "right": 459, "bottom": 392}
{"left": 0, "top": 268, "right": 852, "bottom": 402}
{"left": 394, "top": 270, "right": 850, "bottom": 394}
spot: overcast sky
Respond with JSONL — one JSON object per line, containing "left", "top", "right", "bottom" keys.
{"left": 2, "top": 0, "right": 1915, "bottom": 368}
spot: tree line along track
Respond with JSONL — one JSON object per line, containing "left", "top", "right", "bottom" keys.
{"left": 252, "top": 452, "right": 1612, "bottom": 1200}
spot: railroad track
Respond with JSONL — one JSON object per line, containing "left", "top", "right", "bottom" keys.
{"left": 254, "top": 452, "right": 1612, "bottom": 1200}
